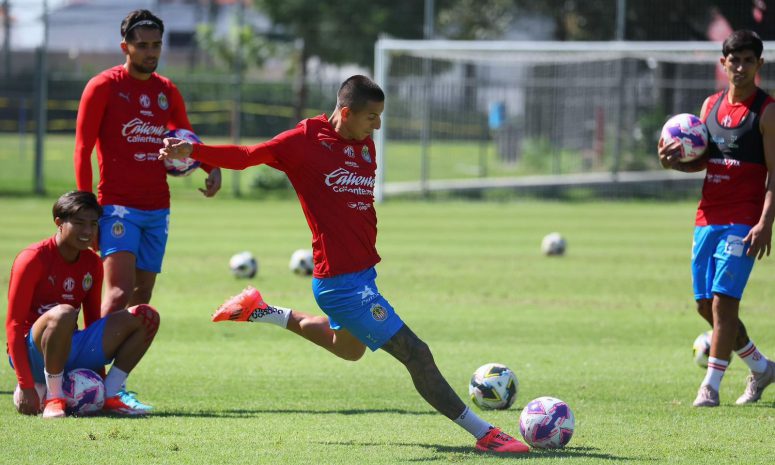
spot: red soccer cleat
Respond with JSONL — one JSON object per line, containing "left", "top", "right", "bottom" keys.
{"left": 212, "top": 286, "right": 267, "bottom": 322}
{"left": 475, "top": 427, "right": 530, "bottom": 454}
{"left": 102, "top": 395, "right": 147, "bottom": 416}
{"left": 42, "top": 397, "right": 66, "bottom": 419}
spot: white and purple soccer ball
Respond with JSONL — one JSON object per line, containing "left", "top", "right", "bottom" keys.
{"left": 63, "top": 368, "right": 105, "bottom": 415}
{"left": 519, "top": 396, "right": 575, "bottom": 449}
{"left": 693, "top": 330, "right": 713, "bottom": 368}
{"left": 468, "top": 363, "right": 518, "bottom": 410}
{"left": 660, "top": 113, "right": 709, "bottom": 163}
{"left": 164, "top": 128, "right": 202, "bottom": 176}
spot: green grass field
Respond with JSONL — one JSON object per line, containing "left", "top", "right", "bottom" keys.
{"left": 1, "top": 195, "right": 774, "bottom": 464}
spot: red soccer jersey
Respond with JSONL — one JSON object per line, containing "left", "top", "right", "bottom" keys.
{"left": 5, "top": 237, "right": 103, "bottom": 388}
{"left": 74, "top": 65, "right": 194, "bottom": 210}
{"left": 192, "top": 114, "right": 380, "bottom": 278}
{"left": 697, "top": 89, "right": 774, "bottom": 226}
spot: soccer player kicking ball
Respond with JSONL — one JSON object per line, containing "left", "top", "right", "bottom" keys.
{"left": 6, "top": 191, "right": 160, "bottom": 418}
{"left": 159, "top": 75, "right": 528, "bottom": 453}
{"left": 659, "top": 30, "right": 775, "bottom": 407}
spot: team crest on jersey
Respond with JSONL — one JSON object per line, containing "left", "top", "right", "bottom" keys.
{"left": 111, "top": 220, "right": 125, "bottom": 238}
{"left": 361, "top": 146, "right": 372, "bottom": 163}
{"left": 344, "top": 145, "right": 355, "bottom": 158}
{"left": 158, "top": 92, "right": 169, "bottom": 110}
{"left": 370, "top": 303, "right": 387, "bottom": 321}
{"left": 139, "top": 94, "right": 151, "bottom": 108}
{"left": 82, "top": 273, "right": 93, "bottom": 291}
{"left": 63, "top": 277, "right": 75, "bottom": 293}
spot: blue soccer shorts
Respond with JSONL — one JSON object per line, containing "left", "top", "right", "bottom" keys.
{"left": 692, "top": 224, "right": 755, "bottom": 300}
{"left": 312, "top": 267, "right": 404, "bottom": 351}
{"left": 11, "top": 318, "right": 111, "bottom": 384}
{"left": 99, "top": 205, "right": 170, "bottom": 273}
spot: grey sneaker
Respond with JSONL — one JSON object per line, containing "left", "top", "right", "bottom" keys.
{"left": 736, "top": 360, "right": 775, "bottom": 405}
{"left": 693, "top": 384, "right": 720, "bottom": 407}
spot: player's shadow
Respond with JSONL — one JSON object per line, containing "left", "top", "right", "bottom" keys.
{"left": 319, "top": 441, "right": 639, "bottom": 462}
{"left": 152, "top": 407, "right": 438, "bottom": 418}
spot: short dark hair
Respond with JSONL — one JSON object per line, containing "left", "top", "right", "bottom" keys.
{"left": 121, "top": 9, "right": 164, "bottom": 42}
{"left": 723, "top": 30, "right": 763, "bottom": 59}
{"left": 52, "top": 191, "right": 102, "bottom": 221}
{"left": 336, "top": 75, "right": 385, "bottom": 113}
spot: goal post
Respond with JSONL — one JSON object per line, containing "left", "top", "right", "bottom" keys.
{"left": 373, "top": 39, "right": 775, "bottom": 201}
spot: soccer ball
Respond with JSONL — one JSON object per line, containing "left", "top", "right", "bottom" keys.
{"left": 519, "top": 396, "right": 575, "bottom": 449}
{"left": 229, "top": 251, "right": 258, "bottom": 278}
{"left": 468, "top": 363, "right": 518, "bottom": 410}
{"left": 289, "top": 248, "right": 314, "bottom": 276}
{"left": 164, "top": 128, "right": 202, "bottom": 176}
{"left": 541, "top": 232, "right": 566, "bottom": 256}
{"left": 63, "top": 368, "right": 105, "bottom": 415}
{"left": 13, "top": 382, "right": 47, "bottom": 413}
{"left": 660, "top": 113, "right": 709, "bottom": 163}
{"left": 693, "top": 330, "right": 712, "bottom": 368}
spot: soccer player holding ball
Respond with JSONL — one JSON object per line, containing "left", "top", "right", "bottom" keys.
{"left": 658, "top": 30, "right": 775, "bottom": 407}
{"left": 5, "top": 192, "right": 160, "bottom": 418}
{"left": 159, "top": 75, "right": 529, "bottom": 453}
{"left": 73, "top": 10, "right": 221, "bottom": 409}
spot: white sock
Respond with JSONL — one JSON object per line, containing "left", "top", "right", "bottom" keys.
{"left": 736, "top": 341, "right": 768, "bottom": 373}
{"left": 453, "top": 406, "right": 493, "bottom": 439}
{"left": 702, "top": 357, "right": 729, "bottom": 391}
{"left": 104, "top": 367, "right": 129, "bottom": 398}
{"left": 44, "top": 369, "right": 64, "bottom": 400}
{"left": 248, "top": 305, "right": 292, "bottom": 328}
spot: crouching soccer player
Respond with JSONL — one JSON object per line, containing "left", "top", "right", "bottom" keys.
{"left": 159, "top": 75, "right": 529, "bottom": 453}
{"left": 6, "top": 191, "right": 160, "bottom": 418}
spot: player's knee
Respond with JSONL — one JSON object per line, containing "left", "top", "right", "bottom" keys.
{"left": 695, "top": 300, "right": 712, "bottom": 321}
{"left": 48, "top": 304, "right": 79, "bottom": 326}
{"left": 407, "top": 338, "right": 433, "bottom": 366}
{"left": 128, "top": 304, "right": 161, "bottom": 341}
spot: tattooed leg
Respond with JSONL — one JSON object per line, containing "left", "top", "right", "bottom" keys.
{"left": 381, "top": 325, "right": 466, "bottom": 419}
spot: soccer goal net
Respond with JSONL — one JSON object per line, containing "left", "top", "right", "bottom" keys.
{"left": 373, "top": 39, "right": 775, "bottom": 201}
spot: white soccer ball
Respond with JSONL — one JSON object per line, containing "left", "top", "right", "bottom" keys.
{"left": 693, "top": 330, "right": 712, "bottom": 368}
{"left": 660, "top": 113, "right": 709, "bottom": 163}
{"left": 468, "top": 363, "right": 518, "bottom": 410}
{"left": 519, "top": 396, "right": 575, "bottom": 449}
{"left": 289, "top": 248, "right": 314, "bottom": 276}
{"left": 229, "top": 251, "right": 258, "bottom": 279}
{"left": 13, "top": 382, "right": 46, "bottom": 413}
{"left": 63, "top": 368, "right": 105, "bottom": 415}
{"left": 541, "top": 232, "right": 566, "bottom": 256}
{"left": 164, "top": 128, "right": 202, "bottom": 176}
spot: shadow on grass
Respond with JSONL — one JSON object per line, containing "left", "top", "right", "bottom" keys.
{"left": 152, "top": 407, "right": 438, "bottom": 418}
{"left": 318, "top": 441, "right": 639, "bottom": 462}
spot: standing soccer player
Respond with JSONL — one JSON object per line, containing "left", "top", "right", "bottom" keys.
{"left": 6, "top": 191, "right": 160, "bottom": 418}
{"left": 74, "top": 9, "right": 221, "bottom": 317}
{"left": 159, "top": 75, "right": 529, "bottom": 453}
{"left": 659, "top": 30, "right": 775, "bottom": 407}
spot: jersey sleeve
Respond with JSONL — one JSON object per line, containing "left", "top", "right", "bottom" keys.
{"left": 81, "top": 255, "right": 103, "bottom": 328}
{"left": 192, "top": 139, "right": 282, "bottom": 171}
{"left": 74, "top": 76, "right": 110, "bottom": 192}
{"left": 5, "top": 250, "right": 42, "bottom": 388}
